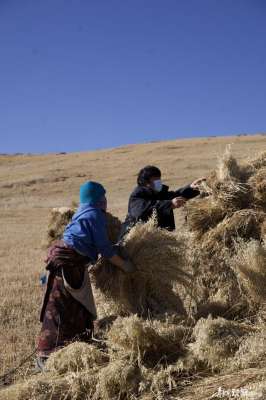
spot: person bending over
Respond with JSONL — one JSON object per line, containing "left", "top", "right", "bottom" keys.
{"left": 37, "top": 181, "right": 134, "bottom": 370}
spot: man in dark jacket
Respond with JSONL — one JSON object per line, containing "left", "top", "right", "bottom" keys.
{"left": 120, "top": 165, "right": 204, "bottom": 238}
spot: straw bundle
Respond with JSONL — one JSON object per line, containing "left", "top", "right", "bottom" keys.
{"left": 217, "top": 145, "right": 244, "bottom": 182}
{"left": 186, "top": 198, "right": 226, "bottom": 237}
{"left": 45, "top": 342, "right": 108, "bottom": 374}
{"left": 200, "top": 209, "right": 262, "bottom": 255}
{"left": 207, "top": 178, "right": 253, "bottom": 211}
{"left": 201, "top": 146, "right": 254, "bottom": 210}
{"left": 262, "top": 220, "right": 266, "bottom": 239}
{"left": 96, "top": 359, "right": 141, "bottom": 400}
{"left": 142, "top": 353, "right": 210, "bottom": 399}
{"left": 194, "top": 289, "right": 248, "bottom": 321}
{"left": 107, "top": 315, "right": 186, "bottom": 367}
{"left": 0, "top": 373, "right": 68, "bottom": 400}
{"left": 146, "top": 364, "right": 185, "bottom": 398}
{"left": 174, "top": 237, "right": 246, "bottom": 320}
{"left": 92, "top": 215, "right": 192, "bottom": 318}
{"left": 229, "top": 325, "right": 266, "bottom": 371}
{"left": 47, "top": 207, "right": 75, "bottom": 247}
{"left": 190, "top": 316, "right": 254, "bottom": 370}
{"left": 250, "top": 150, "right": 266, "bottom": 170}
{"left": 0, "top": 370, "right": 101, "bottom": 400}
{"left": 46, "top": 207, "right": 121, "bottom": 248}
{"left": 229, "top": 240, "right": 266, "bottom": 304}
{"left": 249, "top": 167, "right": 266, "bottom": 211}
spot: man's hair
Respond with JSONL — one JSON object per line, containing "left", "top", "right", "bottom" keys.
{"left": 137, "top": 165, "right": 161, "bottom": 186}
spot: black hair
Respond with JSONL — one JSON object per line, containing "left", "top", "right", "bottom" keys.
{"left": 137, "top": 165, "right": 161, "bottom": 186}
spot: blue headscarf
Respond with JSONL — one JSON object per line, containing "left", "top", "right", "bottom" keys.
{"left": 79, "top": 181, "right": 106, "bottom": 205}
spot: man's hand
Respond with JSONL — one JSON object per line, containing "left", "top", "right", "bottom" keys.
{"left": 171, "top": 197, "right": 186, "bottom": 209}
{"left": 190, "top": 177, "right": 206, "bottom": 189}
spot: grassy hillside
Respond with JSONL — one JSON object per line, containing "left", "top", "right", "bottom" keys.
{"left": 0, "top": 134, "right": 265, "bottom": 381}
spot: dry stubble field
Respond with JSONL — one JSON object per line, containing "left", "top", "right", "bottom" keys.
{"left": 0, "top": 134, "right": 265, "bottom": 380}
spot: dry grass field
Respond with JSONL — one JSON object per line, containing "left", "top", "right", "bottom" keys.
{"left": 0, "top": 134, "right": 265, "bottom": 397}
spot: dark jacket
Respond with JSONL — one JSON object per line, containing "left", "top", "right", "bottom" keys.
{"left": 120, "top": 184, "right": 199, "bottom": 238}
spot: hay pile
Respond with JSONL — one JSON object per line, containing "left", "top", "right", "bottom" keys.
{"left": 45, "top": 342, "right": 108, "bottom": 374}
{"left": 46, "top": 207, "right": 121, "bottom": 248}
{"left": 107, "top": 315, "right": 186, "bottom": 366}
{"left": 185, "top": 147, "right": 266, "bottom": 319}
{"left": 190, "top": 316, "right": 254, "bottom": 371}
{"left": 249, "top": 167, "right": 266, "bottom": 209}
{"left": 228, "top": 324, "right": 266, "bottom": 372}
{"left": 229, "top": 239, "right": 266, "bottom": 304}
{"left": 96, "top": 359, "right": 141, "bottom": 400}
{"left": 46, "top": 207, "right": 75, "bottom": 246}
{"left": 2, "top": 148, "right": 266, "bottom": 400}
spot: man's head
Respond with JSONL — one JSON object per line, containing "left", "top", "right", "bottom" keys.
{"left": 137, "top": 166, "right": 163, "bottom": 192}
{"left": 80, "top": 181, "right": 107, "bottom": 210}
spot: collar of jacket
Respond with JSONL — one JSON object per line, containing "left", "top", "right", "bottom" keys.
{"left": 134, "top": 184, "right": 169, "bottom": 197}
{"left": 78, "top": 203, "right": 106, "bottom": 212}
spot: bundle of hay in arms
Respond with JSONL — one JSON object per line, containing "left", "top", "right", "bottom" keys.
{"left": 92, "top": 214, "right": 193, "bottom": 319}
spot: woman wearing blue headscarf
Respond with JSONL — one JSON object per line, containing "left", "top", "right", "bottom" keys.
{"left": 36, "top": 181, "right": 134, "bottom": 370}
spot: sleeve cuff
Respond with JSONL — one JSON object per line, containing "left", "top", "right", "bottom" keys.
{"left": 100, "top": 246, "right": 116, "bottom": 259}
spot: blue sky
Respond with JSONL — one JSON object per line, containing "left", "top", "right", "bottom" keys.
{"left": 0, "top": 0, "right": 266, "bottom": 153}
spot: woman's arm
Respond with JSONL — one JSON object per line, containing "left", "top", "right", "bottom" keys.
{"left": 90, "top": 211, "right": 136, "bottom": 273}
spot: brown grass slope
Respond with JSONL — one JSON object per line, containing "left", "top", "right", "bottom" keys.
{"left": 0, "top": 135, "right": 266, "bottom": 399}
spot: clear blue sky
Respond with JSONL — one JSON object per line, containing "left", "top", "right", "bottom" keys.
{"left": 1, "top": 0, "right": 266, "bottom": 153}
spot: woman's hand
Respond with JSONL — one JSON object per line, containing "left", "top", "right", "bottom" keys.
{"left": 109, "top": 254, "right": 136, "bottom": 273}
{"left": 171, "top": 197, "right": 186, "bottom": 209}
{"left": 190, "top": 177, "right": 206, "bottom": 189}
